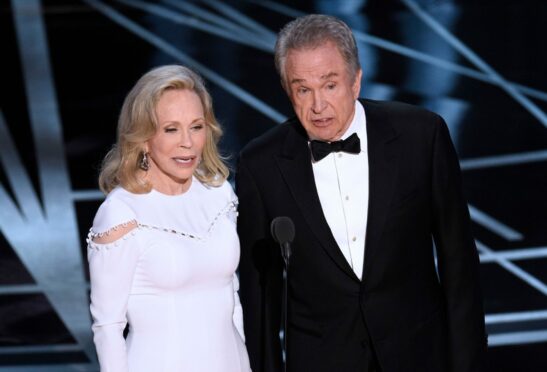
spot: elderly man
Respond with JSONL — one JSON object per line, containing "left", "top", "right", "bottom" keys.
{"left": 236, "top": 14, "right": 487, "bottom": 372}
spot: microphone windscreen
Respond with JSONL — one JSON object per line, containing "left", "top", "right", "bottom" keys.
{"left": 270, "top": 216, "right": 295, "bottom": 245}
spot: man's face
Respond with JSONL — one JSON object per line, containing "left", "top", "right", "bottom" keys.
{"left": 284, "top": 41, "right": 362, "bottom": 142}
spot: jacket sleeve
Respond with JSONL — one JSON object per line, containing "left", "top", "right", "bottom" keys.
{"left": 430, "top": 116, "right": 488, "bottom": 371}
{"left": 236, "top": 155, "right": 283, "bottom": 372}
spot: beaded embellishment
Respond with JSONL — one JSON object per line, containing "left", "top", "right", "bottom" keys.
{"left": 87, "top": 200, "right": 238, "bottom": 250}
{"left": 90, "top": 220, "right": 138, "bottom": 239}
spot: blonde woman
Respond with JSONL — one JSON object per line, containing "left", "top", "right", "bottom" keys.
{"left": 87, "top": 65, "right": 250, "bottom": 372}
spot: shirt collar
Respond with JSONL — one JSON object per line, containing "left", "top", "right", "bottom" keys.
{"left": 340, "top": 100, "right": 367, "bottom": 152}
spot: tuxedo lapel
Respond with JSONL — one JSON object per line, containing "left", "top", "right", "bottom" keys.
{"left": 361, "top": 100, "right": 400, "bottom": 282}
{"left": 275, "top": 122, "right": 359, "bottom": 282}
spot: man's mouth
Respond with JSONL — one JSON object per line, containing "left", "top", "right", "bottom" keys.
{"left": 311, "top": 118, "right": 333, "bottom": 127}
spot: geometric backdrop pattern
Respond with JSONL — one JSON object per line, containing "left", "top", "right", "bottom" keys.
{"left": 1, "top": 0, "right": 546, "bottom": 370}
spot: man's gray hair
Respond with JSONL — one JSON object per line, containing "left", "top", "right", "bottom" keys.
{"left": 274, "top": 14, "right": 360, "bottom": 88}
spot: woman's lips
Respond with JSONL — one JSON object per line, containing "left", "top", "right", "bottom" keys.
{"left": 173, "top": 156, "right": 195, "bottom": 165}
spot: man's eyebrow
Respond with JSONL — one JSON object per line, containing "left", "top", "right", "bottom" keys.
{"left": 289, "top": 72, "right": 339, "bottom": 85}
{"left": 290, "top": 78, "right": 305, "bottom": 85}
{"left": 321, "top": 72, "right": 338, "bottom": 80}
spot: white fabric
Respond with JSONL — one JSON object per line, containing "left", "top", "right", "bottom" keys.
{"left": 87, "top": 178, "right": 251, "bottom": 372}
{"left": 311, "top": 100, "right": 369, "bottom": 280}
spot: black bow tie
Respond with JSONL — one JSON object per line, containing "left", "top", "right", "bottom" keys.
{"left": 310, "top": 133, "right": 361, "bottom": 161}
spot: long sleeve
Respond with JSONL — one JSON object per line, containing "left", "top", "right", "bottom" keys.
{"left": 430, "top": 117, "right": 487, "bottom": 371}
{"left": 232, "top": 273, "right": 246, "bottom": 342}
{"left": 87, "top": 195, "right": 141, "bottom": 372}
{"left": 88, "top": 229, "right": 141, "bottom": 372}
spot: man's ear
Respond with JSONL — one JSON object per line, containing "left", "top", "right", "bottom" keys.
{"left": 352, "top": 69, "right": 363, "bottom": 99}
{"left": 281, "top": 78, "right": 289, "bottom": 94}
{"left": 281, "top": 79, "right": 295, "bottom": 104}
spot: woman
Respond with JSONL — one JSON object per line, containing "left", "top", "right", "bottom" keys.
{"left": 87, "top": 65, "right": 251, "bottom": 372}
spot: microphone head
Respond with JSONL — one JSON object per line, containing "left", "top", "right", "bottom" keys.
{"left": 270, "top": 216, "right": 295, "bottom": 245}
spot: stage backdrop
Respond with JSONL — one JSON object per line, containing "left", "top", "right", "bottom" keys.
{"left": 0, "top": 0, "right": 546, "bottom": 371}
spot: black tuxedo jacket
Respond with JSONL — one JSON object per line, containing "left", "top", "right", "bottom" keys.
{"left": 236, "top": 99, "right": 487, "bottom": 372}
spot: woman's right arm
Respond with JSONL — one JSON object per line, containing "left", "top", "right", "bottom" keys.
{"left": 87, "top": 198, "right": 140, "bottom": 372}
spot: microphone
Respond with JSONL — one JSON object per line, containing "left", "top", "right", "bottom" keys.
{"left": 271, "top": 216, "right": 295, "bottom": 266}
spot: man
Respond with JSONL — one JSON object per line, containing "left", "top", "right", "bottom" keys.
{"left": 236, "top": 14, "right": 487, "bottom": 372}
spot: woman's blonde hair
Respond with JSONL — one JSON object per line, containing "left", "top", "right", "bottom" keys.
{"left": 98, "top": 65, "right": 229, "bottom": 194}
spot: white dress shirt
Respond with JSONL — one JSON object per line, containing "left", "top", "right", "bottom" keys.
{"left": 311, "top": 101, "right": 369, "bottom": 280}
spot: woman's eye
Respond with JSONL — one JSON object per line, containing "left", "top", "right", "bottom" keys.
{"left": 164, "top": 127, "right": 177, "bottom": 133}
{"left": 191, "top": 124, "right": 204, "bottom": 131}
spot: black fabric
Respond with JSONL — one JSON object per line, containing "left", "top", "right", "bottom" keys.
{"left": 310, "top": 132, "right": 361, "bottom": 161}
{"left": 236, "top": 99, "right": 487, "bottom": 372}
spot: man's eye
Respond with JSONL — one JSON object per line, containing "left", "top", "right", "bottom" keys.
{"left": 326, "top": 83, "right": 336, "bottom": 90}
{"left": 297, "top": 87, "right": 309, "bottom": 94}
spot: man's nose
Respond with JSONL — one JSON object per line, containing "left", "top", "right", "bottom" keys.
{"left": 311, "top": 91, "right": 326, "bottom": 114}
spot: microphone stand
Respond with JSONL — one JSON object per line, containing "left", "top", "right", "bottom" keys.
{"left": 270, "top": 216, "right": 294, "bottom": 372}
{"left": 281, "top": 242, "right": 291, "bottom": 372}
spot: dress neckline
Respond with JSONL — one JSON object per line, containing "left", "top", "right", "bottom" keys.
{"left": 149, "top": 176, "right": 196, "bottom": 198}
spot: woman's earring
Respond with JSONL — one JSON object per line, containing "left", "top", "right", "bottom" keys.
{"left": 139, "top": 152, "right": 150, "bottom": 171}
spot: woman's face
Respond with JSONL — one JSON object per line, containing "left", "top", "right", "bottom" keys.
{"left": 145, "top": 89, "right": 207, "bottom": 194}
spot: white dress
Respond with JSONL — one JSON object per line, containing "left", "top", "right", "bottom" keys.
{"left": 87, "top": 178, "right": 251, "bottom": 372}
